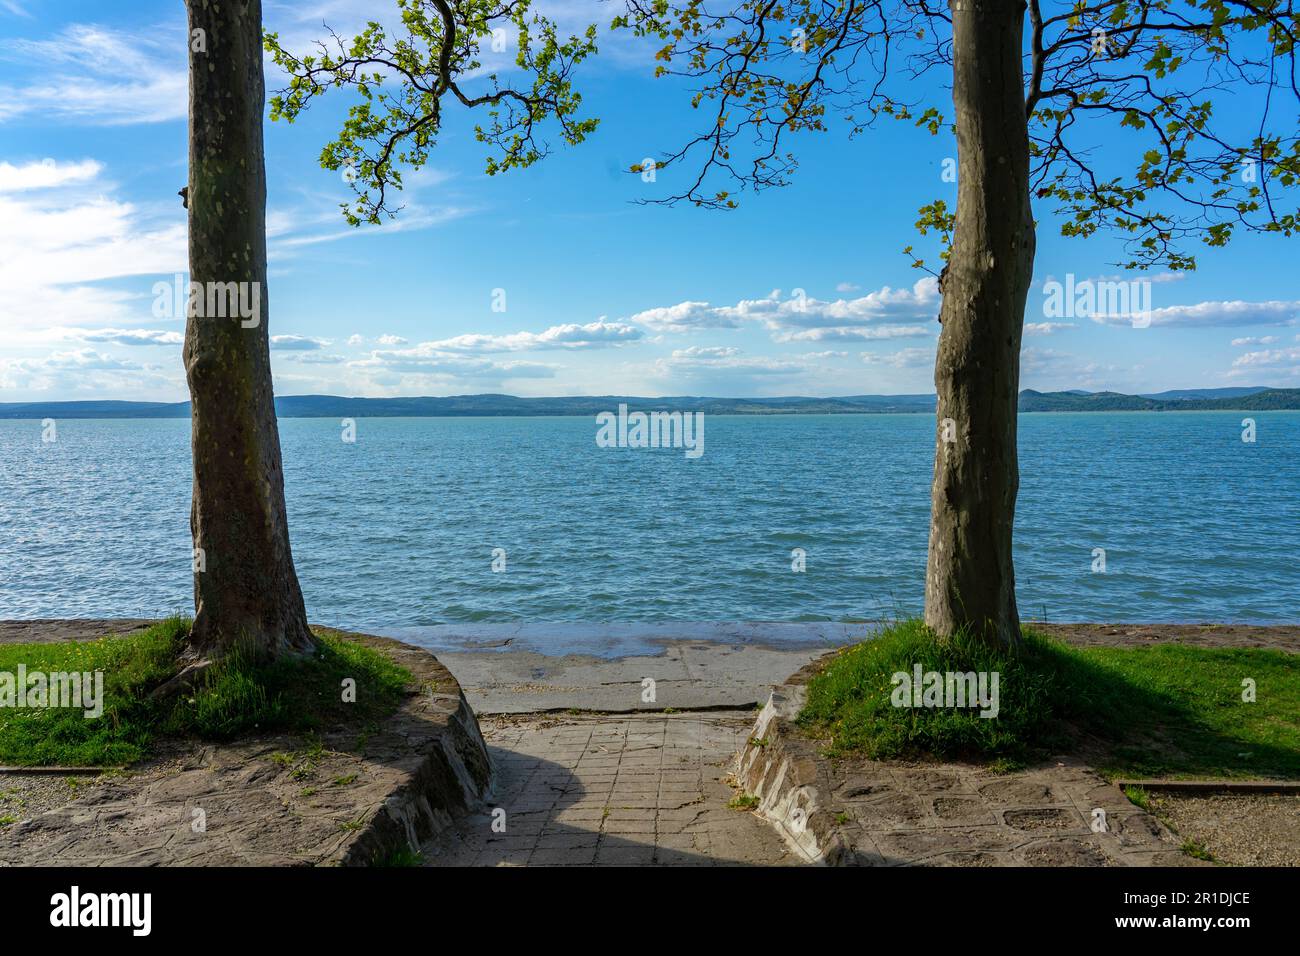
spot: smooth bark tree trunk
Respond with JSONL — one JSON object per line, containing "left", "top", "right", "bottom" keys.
{"left": 183, "top": 0, "right": 314, "bottom": 659}
{"left": 924, "top": 0, "right": 1035, "bottom": 646}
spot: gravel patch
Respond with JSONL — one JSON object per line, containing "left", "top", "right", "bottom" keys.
{"left": 0, "top": 774, "right": 83, "bottom": 825}
{"left": 1150, "top": 793, "right": 1300, "bottom": 866}
{"left": 1036, "top": 623, "right": 1300, "bottom": 654}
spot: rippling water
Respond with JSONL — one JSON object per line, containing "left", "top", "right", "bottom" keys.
{"left": 2, "top": 412, "right": 1296, "bottom": 631}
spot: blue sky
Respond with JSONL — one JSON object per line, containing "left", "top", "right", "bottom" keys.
{"left": 1, "top": 0, "right": 1298, "bottom": 402}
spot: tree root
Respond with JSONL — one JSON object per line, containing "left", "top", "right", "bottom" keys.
{"left": 148, "top": 658, "right": 217, "bottom": 702}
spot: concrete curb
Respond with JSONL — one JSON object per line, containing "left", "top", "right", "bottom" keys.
{"left": 319, "top": 633, "right": 496, "bottom": 866}
{"left": 736, "top": 681, "right": 1217, "bottom": 868}
{"left": 1115, "top": 779, "right": 1300, "bottom": 795}
{"left": 736, "top": 684, "right": 859, "bottom": 865}
{"left": 0, "top": 624, "right": 495, "bottom": 867}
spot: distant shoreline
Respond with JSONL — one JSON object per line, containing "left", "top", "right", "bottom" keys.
{"left": 3, "top": 408, "right": 1299, "bottom": 422}
{"left": 2, "top": 386, "right": 1298, "bottom": 419}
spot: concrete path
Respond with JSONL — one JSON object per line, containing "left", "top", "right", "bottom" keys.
{"left": 420, "top": 712, "right": 793, "bottom": 866}
{"left": 436, "top": 643, "right": 845, "bottom": 714}
{"left": 377, "top": 621, "right": 868, "bottom": 657}
{"left": 379, "top": 621, "right": 867, "bottom": 714}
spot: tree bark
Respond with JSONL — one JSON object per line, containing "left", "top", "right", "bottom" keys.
{"left": 183, "top": 0, "right": 314, "bottom": 659}
{"left": 924, "top": 0, "right": 1035, "bottom": 646}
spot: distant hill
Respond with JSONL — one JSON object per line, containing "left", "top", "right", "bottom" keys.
{"left": 1018, "top": 388, "right": 1300, "bottom": 411}
{"left": 2, "top": 388, "right": 1297, "bottom": 419}
{"left": 272, "top": 393, "right": 942, "bottom": 417}
{"left": 0, "top": 400, "right": 191, "bottom": 419}
{"left": 1138, "top": 386, "right": 1271, "bottom": 401}
{"left": 0, "top": 393, "right": 939, "bottom": 419}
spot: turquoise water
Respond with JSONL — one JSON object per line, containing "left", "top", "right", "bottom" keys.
{"left": 1, "top": 412, "right": 1296, "bottom": 628}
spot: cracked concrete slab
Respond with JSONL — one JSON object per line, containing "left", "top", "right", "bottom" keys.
{"left": 421, "top": 712, "right": 794, "bottom": 866}
{"left": 433, "top": 642, "right": 856, "bottom": 714}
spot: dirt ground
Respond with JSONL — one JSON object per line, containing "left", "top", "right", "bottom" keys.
{"left": 1034, "top": 622, "right": 1300, "bottom": 654}
{"left": 1146, "top": 792, "right": 1300, "bottom": 866}
{"left": 4, "top": 618, "right": 1299, "bottom": 652}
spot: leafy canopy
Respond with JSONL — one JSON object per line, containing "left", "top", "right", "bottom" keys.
{"left": 615, "top": 0, "right": 1300, "bottom": 271}
{"left": 265, "top": 0, "right": 599, "bottom": 225}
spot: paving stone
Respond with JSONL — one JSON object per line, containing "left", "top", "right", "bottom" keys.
{"left": 422, "top": 712, "right": 793, "bottom": 866}
{"left": 595, "top": 845, "right": 657, "bottom": 866}
{"left": 737, "top": 682, "right": 1205, "bottom": 868}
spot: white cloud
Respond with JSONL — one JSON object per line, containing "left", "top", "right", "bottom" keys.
{"left": 424, "top": 320, "right": 643, "bottom": 353}
{"left": 1019, "top": 347, "right": 1077, "bottom": 374}
{"left": 348, "top": 345, "right": 557, "bottom": 380}
{"left": 1018, "top": 347, "right": 1133, "bottom": 388}
{"left": 671, "top": 346, "right": 742, "bottom": 359}
{"left": 0, "top": 348, "right": 175, "bottom": 394}
{"left": 803, "top": 350, "right": 848, "bottom": 360}
{"left": 0, "top": 26, "right": 186, "bottom": 125}
{"left": 1231, "top": 335, "right": 1278, "bottom": 347}
{"left": 0, "top": 158, "right": 101, "bottom": 191}
{"left": 627, "top": 300, "right": 736, "bottom": 333}
{"left": 270, "top": 334, "right": 329, "bottom": 351}
{"left": 1092, "top": 299, "right": 1300, "bottom": 328}
{"left": 1025, "top": 322, "right": 1076, "bottom": 336}
{"left": 271, "top": 202, "right": 471, "bottom": 251}
{"left": 628, "top": 278, "right": 940, "bottom": 338}
{"left": 1099, "top": 271, "right": 1185, "bottom": 285}
{"left": 860, "top": 346, "right": 935, "bottom": 369}
{"left": 0, "top": 159, "right": 186, "bottom": 333}
{"left": 277, "top": 352, "right": 348, "bottom": 365}
{"left": 777, "top": 324, "right": 931, "bottom": 343}
{"left": 12, "top": 348, "right": 141, "bottom": 371}
{"left": 653, "top": 350, "right": 808, "bottom": 382}
{"left": 375, "top": 334, "right": 408, "bottom": 346}
{"left": 1230, "top": 346, "right": 1300, "bottom": 370}
{"left": 58, "top": 327, "right": 183, "bottom": 346}
{"left": 835, "top": 282, "right": 860, "bottom": 293}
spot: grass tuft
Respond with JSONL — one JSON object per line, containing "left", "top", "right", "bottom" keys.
{"left": 1180, "top": 838, "right": 1215, "bottom": 862}
{"left": 0, "top": 618, "right": 411, "bottom": 767}
{"left": 1123, "top": 785, "right": 1153, "bottom": 813}
{"left": 800, "top": 619, "right": 1062, "bottom": 763}
{"left": 374, "top": 846, "right": 424, "bottom": 867}
{"left": 799, "top": 618, "right": 1300, "bottom": 779}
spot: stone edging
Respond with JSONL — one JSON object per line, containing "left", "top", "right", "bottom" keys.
{"left": 735, "top": 680, "right": 1200, "bottom": 868}
{"left": 0, "top": 624, "right": 494, "bottom": 867}
{"left": 1113, "top": 778, "right": 1300, "bottom": 795}
{"left": 736, "top": 683, "right": 854, "bottom": 865}
{"left": 302, "top": 632, "right": 496, "bottom": 866}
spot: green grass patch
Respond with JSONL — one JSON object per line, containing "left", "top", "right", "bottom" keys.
{"left": 0, "top": 618, "right": 411, "bottom": 767}
{"left": 799, "top": 619, "right": 1300, "bottom": 779}
{"left": 1180, "top": 838, "right": 1215, "bottom": 862}
{"left": 374, "top": 846, "right": 424, "bottom": 867}
{"left": 1122, "top": 785, "right": 1153, "bottom": 813}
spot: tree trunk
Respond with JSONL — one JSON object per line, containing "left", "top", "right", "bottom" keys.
{"left": 924, "top": 0, "right": 1035, "bottom": 646}
{"left": 183, "top": 0, "right": 314, "bottom": 659}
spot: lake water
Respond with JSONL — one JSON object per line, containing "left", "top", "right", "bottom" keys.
{"left": 1, "top": 412, "right": 1296, "bottom": 632}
